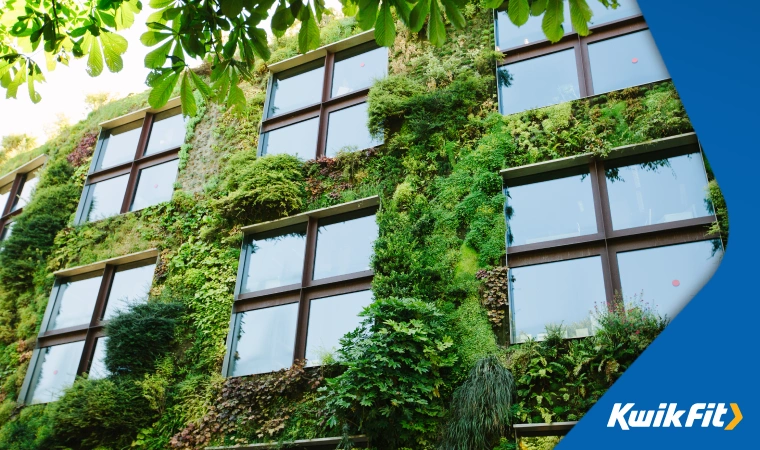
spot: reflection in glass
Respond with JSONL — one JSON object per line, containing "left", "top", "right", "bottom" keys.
{"left": 83, "top": 174, "right": 129, "bottom": 222}
{"left": 88, "top": 337, "right": 110, "bottom": 380}
{"left": 510, "top": 257, "right": 606, "bottom": 343}
{"left": 588, "top": 0, "right": 641, "bottom": 26}
{"left": 231, "top": 304, "right": 298, "bottom": 376}
{"left": 331, "top": 45, "right": 388, "bottom": 97}
{"left": 498, "top": 50, "right": 580, "bottom": 115}
{"left": 28, "top": 341, "right": 84, "bottom": 404}
{"left": 130, "top": 159, "right": 179, "bottom": 212}
{"left": 261, "top": 118, "right": 319, "bottom": 158}
{"left": 588, "top": 30, "right": 669, "bottom": 94}
{"left": 102, "top": 264, "right": 156, "bottom": 320}
{"left": 243, "top": 225, "right": 306, "bottom": 293}
{"left": 12, "top": 167, "right": 40, "bottom": 211}
{"left": 145, "top": 109, "right": 187, "bottom": 155}
{"left": 495, "top": 4, "right": 571, "bottom": 49}
{"left": 505, "top": 172, "right": 597, "bottom": 246}
{"left": 268, "top": 64, "right": 324, "bottom": 117}
{"left": 0, "top": 221, "right": 14, "bottom": 243}
{"left": 305, "top": 290, "right": 372, "bottom": 366}
{"left": 96, "top": 120, "right": 143, "bottom": 170}
{"left": 48, "top": 275, "right": 102, "bottom": 330}
{"left": 313, "top": 213, "right": 377, "bottom": 280}
{"left": 0, "top": 183, "right": 12, "bottom": 212}
{"left": 605, "top": 153, "right": 711, "bottom": 230}
{"left": 618, "top": 240, "right": 723, "bottom": 320}
{"left": 325, "top": 103, "right": 382, "bottom": 157}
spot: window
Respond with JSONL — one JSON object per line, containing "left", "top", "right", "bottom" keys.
{"left": 502, "top": 134, "right": 723, "bottom": 343}
{"left": 260, "top": 34, "right": 387, "bottom": 159}
{"left": 18, "top": 250, "right": 158, "bottom": 404}
{"left": 495, "top": 1, "right": 670, "bottom": 115}
{"left": 75, "top": 100, "right": 186, "bottom": 224}
{"left": 0, "top": 155, "right": 46, "bottom": 241}
{"left": 223, "top": 197, "right": 379, "bottom": 377}
{"left": 513, "top": 422, "right": 576, "bottom": 450}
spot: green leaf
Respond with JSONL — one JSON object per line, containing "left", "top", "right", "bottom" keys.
{"left": 428, "top": 0, "right": 446, "bottom": 46}
{"left": 409, "top": 0, "right": 430, "bottom": 33}
{"left": 115, "top": 1, "right": 136, "bottom": 29}
{"left": 441, "top": 0, "right": 466, "bottom": 29}
{"left": 213, "top": 69, "right": 231, "bottom": 102}
{"left": 531, "top": 0, "right": 547, "bottom": 16}
{"left": 150, "top": 0, "right": 174, "bottom": 8}
{"left": 180, "top": 71, "right": 197, "bottom": 117}
{"left": 148, "top": 70, "right": 180, "bottom": 108}
{"left": 147, "top": 8, "right": 168, "bottom": 24}
{"left": 357, "top": 0, "right": 380, "bottom": 30}
{"left": 247, "top": 27, "right": 271, "bottom": 60}
{"left": 375, "top": 1, "right": 396, "bottom": 47}
{"left": 341, "top": 0, "right": 358, "bottom": 16}
{"left": 271, "top": 1, "right": 295, "bottom": 38}
{"left": 227, "top": 71, "right": 246, "bottom": 113}
{"left": 297, "top": 7, "right": 320, "bottom": 53}
{"left": 86, "top": 34, "right": 104, "bottom": 76}
{"left": 190, "top": 70, "right": 213, "bottom": 99}
{"left": 508, "top": 0, "right": 530, "bottom": 26}
{"left": 542, "top": 0, "right": 565, "bottom": 42}
{"left": 483, "top": 0, "right": 503, "bottom": 8}
{"left": 27, "top": 70, "right": 41, "bottom": 103}
{"left": 101, "top": 32, "right": 128, "bottom": 72}
{"left": 569, "top": 0, "right": 592, "bottom": 36}
{"left": 145, "top": 39, "right": 173, "bottom": 69}
{"left": 141, "top": 31, "right": 172, "bottom": 46}
{"left": 221, "top": 0, "right": 244, "bottom": 18}
{"left": 391, "top": 0, "right": 412, "bottom": 25}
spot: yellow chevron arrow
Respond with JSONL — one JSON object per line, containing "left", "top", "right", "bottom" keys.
{"left": 725, "top": 403, "right": 742, "bottom": 430}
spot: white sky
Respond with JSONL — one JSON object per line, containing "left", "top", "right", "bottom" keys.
{"left": 0, "top": 2, "right": 341, "bottom": 143}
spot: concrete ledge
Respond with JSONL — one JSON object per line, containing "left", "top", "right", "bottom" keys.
{"left": 514, "top": 421, "right": 578, "bottom": 438}
{"left": 53, "top": 248, "right": 159, "bottom": 277}
{"left": 267, "top": 30, "right": 376, "bottom": 73}
{"left": 99, "top": 97, "right": 181, "bottom": 129}
{"left": 206, "top": 435, "right": 368, "bottom": 449}
{"left": 0, "top": 154, "right": 47, "bottom": 187}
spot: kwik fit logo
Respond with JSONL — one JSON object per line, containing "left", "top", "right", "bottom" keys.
{"left": 608, "top": 403, "right": 743, "bottom": 430}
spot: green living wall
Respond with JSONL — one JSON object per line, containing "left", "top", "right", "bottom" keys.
{"left": 0, "top": 4, "right": 727, "bottom": 450}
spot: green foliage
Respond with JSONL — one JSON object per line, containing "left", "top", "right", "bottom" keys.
{"left": 48, "top": 376, "right": 156, "bottom": 449}
{"left": 321, "top": 297, "right": 458, "bottom": 448}
{"left": 0, "top": 405, "right": 54, "bottom": 450}
{"left": 706, "top": 179, "right": 729, "bottom": 251}
{"left": 440, "top": 356, "right": 514, "bottom": 450}
{"left": 104, "top": 301, "right": 185, "bottom": 376}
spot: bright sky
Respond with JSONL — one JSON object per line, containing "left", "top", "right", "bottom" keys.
{"left": 0, "top": 2, "right": 341, "bottom": 143}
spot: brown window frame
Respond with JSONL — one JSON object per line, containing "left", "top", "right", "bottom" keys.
{"left": 74, "top": 98, "right": 185, "bottom": 225}
{"left": 18, "top": 249, "right": 159, "bottom": 404}
{"left": 494, "top": 6, "right": 666, "bottom": 111}
{"left": 259, "top": 36, "right": 387, "bottom": 159}
{"left": 222, "top": 197, "right": 380, "bottom": 377}
{"left": 0, "top": 154, "right": 47, "bottom": 240}
{"left": 502, "top": 134, "right": 722, "bottom": 344}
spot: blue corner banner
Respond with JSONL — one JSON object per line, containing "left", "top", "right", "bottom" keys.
{"left": 559, "top": 1, "right": 760, "bottom": 448}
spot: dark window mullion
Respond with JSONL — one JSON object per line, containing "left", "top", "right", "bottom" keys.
{"left": 2, "top": 175, "right": 23, "bottom": 217}
{"left": 316, "top": 53, "right": 335, "bottom": 158}
{"left": 294, "top": 217, "right": 319, "bottom": 363}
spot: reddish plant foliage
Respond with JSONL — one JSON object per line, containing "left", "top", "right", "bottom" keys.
{"left": 477, "top": 266, "right": 509, "bottom": 328}
{"left": 67, "top": 132, "right": 98, "bottom": 167}
{"left": 303, "top": 148, "right": 377, "bottom": 201}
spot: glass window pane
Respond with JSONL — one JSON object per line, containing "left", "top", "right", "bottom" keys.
{"left": 48, "top": 275, "right": 103, "bottom": 331}
{"left": 618, "top": 241, "right": 723, "bottom": 320}
{"left": 28, "top": 341, "right": 84, "bottom": 404}
{"left": 305, "top": 290, "right": 372, "bottom": 366}
{"left": 261, "top": 118, "right": 319, "bottom": 158}
{"left": 313, "top": 212, "right": 378, "bottom": 280}
{"left": 230, "top": 304, "right": 299, "bottom": 376}
{"left": 83, "top": 174, "right": 129, "bottom": 222}
{"left": 495, "top": 4, "right": 571, "bottom": 49}
{"left": 243, "top": 225, "right": 306, "bottom": 293}
{"left": 102, "top": 264, "right": 156, "bottom": 320}
{"left": 588, "top": 30, "right": 669, "bottom": 94}
{"left": 96, "top": 120, "right": 143, "bottom": 170}
{"left": 325, "top": 103, "right": 382, "bottom": 158}
{"left": 0, "top": 182, "right": 12, "bottom": 212}
{"left": 588, "top": 0, "right": 641, "bottom": 26}
{"left": 268, "top": 64, "right": 324, "bottom": 117}
{"left": 88, "top": 337, "right": 110, "bottom": 380}
{"left": 129, "top": 159, "right": 179, "bottom": 212}
{"left": 1, "top": 221, "right": 14, "bottom": 243}
{"left": 510, "top": 256, "right": 607, "bottom": 343}
{"left": 505, "top": 171, "right": 597, "bottom": 246}
{"left": 145, "top": 109, "right": 187, "bottom": 156}
{"left": 331, "top": 45, "right": 388, "bottom": 97}
{"left": 605, "top": 153, "right": 712, "bottom": 230}
{"left": 12, "top": 167, "right": 40, "bottom": 211}
{"left": 498, "top": 50, "right": 580, "bottom": 116}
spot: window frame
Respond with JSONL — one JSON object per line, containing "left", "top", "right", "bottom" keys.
{"left": 502, "top": 133, "right": 722, "bottom": 343}
{"left": 222, "top": 196, "right": 380, "bottom": 377}
{"left": 494, "top": 6, "right": 667, "bottom": 113}
{"left": 259, "top": 31, "right": 386, "bottom": 159}
{"left": 18, "top": 249, "right": 159, "bottom": 404}
{"left": 0, "top": 154, "right": 47, "bottom": 240}
{"left": 74, "top": 98, "right": 185, "bottom": 225}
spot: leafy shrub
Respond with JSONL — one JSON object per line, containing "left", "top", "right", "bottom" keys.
{"left": 105, "top": 301, "right": 185, "bottom": 376}
{"left": 0, "top": 405, "right": 54, "bottom": 450}
{"left": 321, "top": 298, "right": 458, "bottom": 449}
{"left": 48, "top": 377, "right": 155, "bottom": 449}
{"left": 440, "top": 356, "right": 514, "bottom": 450}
